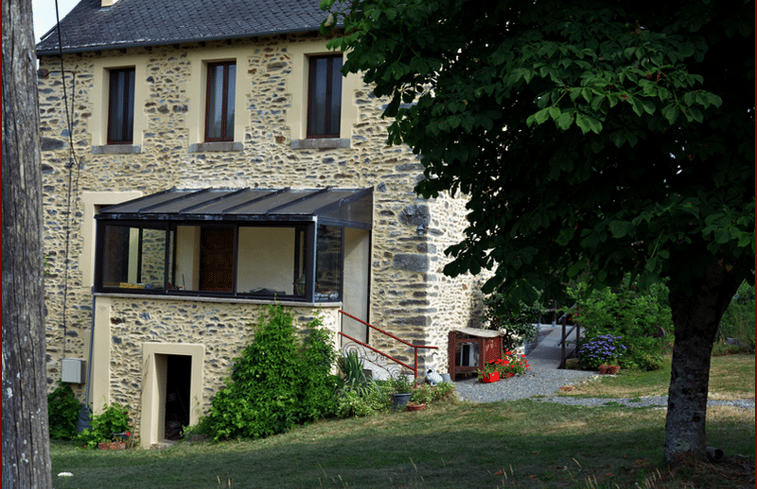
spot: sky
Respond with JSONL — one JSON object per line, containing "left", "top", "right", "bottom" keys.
{"left": 32, "top": 0, "right": 79, "bottom": 43}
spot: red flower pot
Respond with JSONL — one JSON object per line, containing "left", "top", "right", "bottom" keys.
{"left": 481, "top": 372, "right": 500, "bottom": 383}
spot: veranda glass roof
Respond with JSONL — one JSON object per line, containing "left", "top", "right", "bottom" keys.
{"left": 96, "top": 187, "right": 373, "bottom": 228}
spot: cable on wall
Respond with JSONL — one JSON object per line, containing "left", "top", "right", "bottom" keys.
{"left": 53, "top": 0, "right": 82, "bottom": 361}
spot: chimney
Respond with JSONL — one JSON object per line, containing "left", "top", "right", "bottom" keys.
{"left": 101, "top": 0, "right": 118, "bottom": 6}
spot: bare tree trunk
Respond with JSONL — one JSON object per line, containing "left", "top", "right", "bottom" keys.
{"left": 2, "top": 0, "right": 53, "bottom": 486}
{"left": 664, "top": 260, "right": 742, "bottom": 465}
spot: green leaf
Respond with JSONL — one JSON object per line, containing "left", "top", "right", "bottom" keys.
{"left": 612, "top": 130, "right": 626, "bottom": 148}
{"left": 556, "top": 226, "right": 575, "bottom": 246}
{"left": 714, "top": 228, "right": 731, "bottom": 244}
{"left": 609, "top": 220, "right": 632, "bottom": 238}
{"left": 662, "top": 105, "right": 679, "bottom": 125}
{"left": 639, "top": 98, "right": 655, "bottom": 115}
{"left": 631, "top": 98, "right": 644, "bottom": 117}
{"left": 556, "top": 112, "right": 573, "bottom": 130}
{"left": 590, "top": 94, "right": 605, "bottom": 112}
{"left": 707, "top": 92, "right": 723, "bottom": 108}
{"left": 534, "top": 108, "right": 550, "bottom": 124}
{"left": 576, "top": 113, "right": 602, "bottom": 135}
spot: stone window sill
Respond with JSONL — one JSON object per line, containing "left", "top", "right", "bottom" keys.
{"left": 291, "top": 138, "right": 350, "bottom": 150}
{"left": 92, "top": 145, "right": 141, "bottom": 154}
{"left": 188, "top": 142, "right": 244, "bottom": 153}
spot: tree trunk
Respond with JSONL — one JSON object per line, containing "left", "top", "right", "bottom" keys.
{"left": 2, "top": 0, "right": 53, "bottom": 487}
{"left": 664, "top": 260, "right": 742, "bottom": 465}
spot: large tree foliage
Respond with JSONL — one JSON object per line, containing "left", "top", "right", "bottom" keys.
{"left": 322, "top": 0, "right": 754, "bottom": 464}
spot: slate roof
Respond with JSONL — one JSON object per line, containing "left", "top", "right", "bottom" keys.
{"left": 96, "top": 187, "right": 373, "bottom": 228}
{"left": 36, "top": 0, "right": 333, "bottom": 56}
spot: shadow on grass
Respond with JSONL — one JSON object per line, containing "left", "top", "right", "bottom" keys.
{"left": 51, "top": 400, "right": 754, "bottom": 489}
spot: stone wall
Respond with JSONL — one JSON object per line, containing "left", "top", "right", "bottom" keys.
{"left": 37, "top": 33, "right": 487, "bottom": 410}
{"left": 101, "top": 296, "right": 339, "bottom": 418}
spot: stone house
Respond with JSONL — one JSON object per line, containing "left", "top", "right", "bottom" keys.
{"left": 36, "top": 0, "right": 487, "bottom": 447}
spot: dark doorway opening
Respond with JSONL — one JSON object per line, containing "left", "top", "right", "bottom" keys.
{"left": 164, "top": 354, "right": 191, "bottom": 440}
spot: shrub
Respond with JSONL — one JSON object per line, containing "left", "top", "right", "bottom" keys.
{"left": 389, "top": 373, "right": 414, "bottom": 394}
{"left": 200, "top": 303, "right": 339, "bottom": 441}
{"left": 568, "top": 275, "right": 671, "bottom": 371}
{"left": 715, "top": 281, "right": 755, "bottom": 353}
{"left": 578, "top": 334, "right": 627, "bottom": 370}
{"left": 410, "top": 384, "right": 435, "bottom": 404}
{"left": 47, "top": 381, "right": 82, "bottom": 440}
{"left": 430, "top": 381, "right": 456, "bottom": 402}
{"left": 335, "top": 384, "right": 391, "bottom": 418}
{"left": 483, "top": 291, "right": 543, "bottom": 351}
{"left": 76, "top": 403, "right": 131, "bottom": 449}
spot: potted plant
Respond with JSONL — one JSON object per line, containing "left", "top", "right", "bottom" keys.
{"left": 407, "top": 383, "right": 435, "bottom": 411}
{"left": 493, "top": 349, "right": 531, "bottom": 378}
{"left": 390, "top": 374, "right": 413, "bottom": 410}
{"left": 98, "top": 431, "right": 130, "bottom": 450}
{"left": 478, "top": 362, "right": 500, "bottom": 383}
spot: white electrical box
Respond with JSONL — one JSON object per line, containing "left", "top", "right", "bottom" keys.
{"left": 61, "top": 359, "right": 86, "bottom": 384}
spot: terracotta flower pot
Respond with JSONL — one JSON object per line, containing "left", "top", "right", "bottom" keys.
{"left": 599, "top": 365, "right": 621, "bottom": 375}
{"left": 98, "top": 442, "right": 127, "bottom": 450}
{"left": 406, "top": 402, "right": 426, "bottom": 411}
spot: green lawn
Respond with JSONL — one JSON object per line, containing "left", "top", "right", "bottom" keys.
{"left": 559, "top": 353, "right": 755, "bottom": 401}
{"left": 50, "top": 355, "right": 754, "bottom": 489}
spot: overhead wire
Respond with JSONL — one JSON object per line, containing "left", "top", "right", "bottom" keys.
{"left": 53, "top": 0, "right": 82, "bottom": 360}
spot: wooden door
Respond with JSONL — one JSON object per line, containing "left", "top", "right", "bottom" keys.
{"left": 199, "top": 227, "right": 234, "bottom": 291}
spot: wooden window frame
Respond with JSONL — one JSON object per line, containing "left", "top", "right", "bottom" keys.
{"left": 307, "top": 55, "right": 343, "bottom": 139}
{"left": 107, "top": 68, "right": 135, "bottom": 144}
{"left": 204, "top": 61, "right": 236, "bottom": 142}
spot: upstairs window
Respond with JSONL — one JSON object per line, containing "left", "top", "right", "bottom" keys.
{"left": 205, "top": 62, "right": 236, "bottom": 142}
{"left": 307, "top": 55, "right": 342, "bottom": 138}
{"left": 107, "top": 68, "right": 135, "bottom": 144}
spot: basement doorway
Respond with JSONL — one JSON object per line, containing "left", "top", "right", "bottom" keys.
{"left": 164, "top": 354, "right": 191, "bottom": 440}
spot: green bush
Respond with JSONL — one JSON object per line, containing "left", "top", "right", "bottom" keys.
{"left": 200, "top": 303, "right": 339, "bottom": 441}
{"left": 715, "top": 281, "right": 755, "bottom": 353}
{"left": 410, "top": 384, "right": 434, "bottom": 404}
{"left": 47, "top": 381, "right": 82, "bottom": 440}
{"left": 389, "top": 373, "right": 414, "bottom": 394}
{"left": 483, "top": 291, "right": 544, "bottom": 351}
{"left": 76, "top": 403, "right": 131, "bottom": 449}
{"left": 568, "top": 276, "right": 672, "bottom": 371}
{"left": 335, "top": 384, "right": 392, "bottom": 418}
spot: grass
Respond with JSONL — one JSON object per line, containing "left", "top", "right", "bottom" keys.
{"left": 50, "top": 356, "right": 754, "bottom": 489}
{"left": 558, "top": 353, "right": 755, "bottom": 401}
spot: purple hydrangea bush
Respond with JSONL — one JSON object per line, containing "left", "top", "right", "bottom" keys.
{"left": 578, "top": 334, "right": 627, "bottom": 370}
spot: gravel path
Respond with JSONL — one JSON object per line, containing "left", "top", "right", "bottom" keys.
{"left": 453, "top": 367, "right": 755, "bottom": 410}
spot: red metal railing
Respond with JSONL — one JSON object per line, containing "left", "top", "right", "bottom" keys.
{"left": 338, "top": 310, "right": 438, "bottom": 381}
